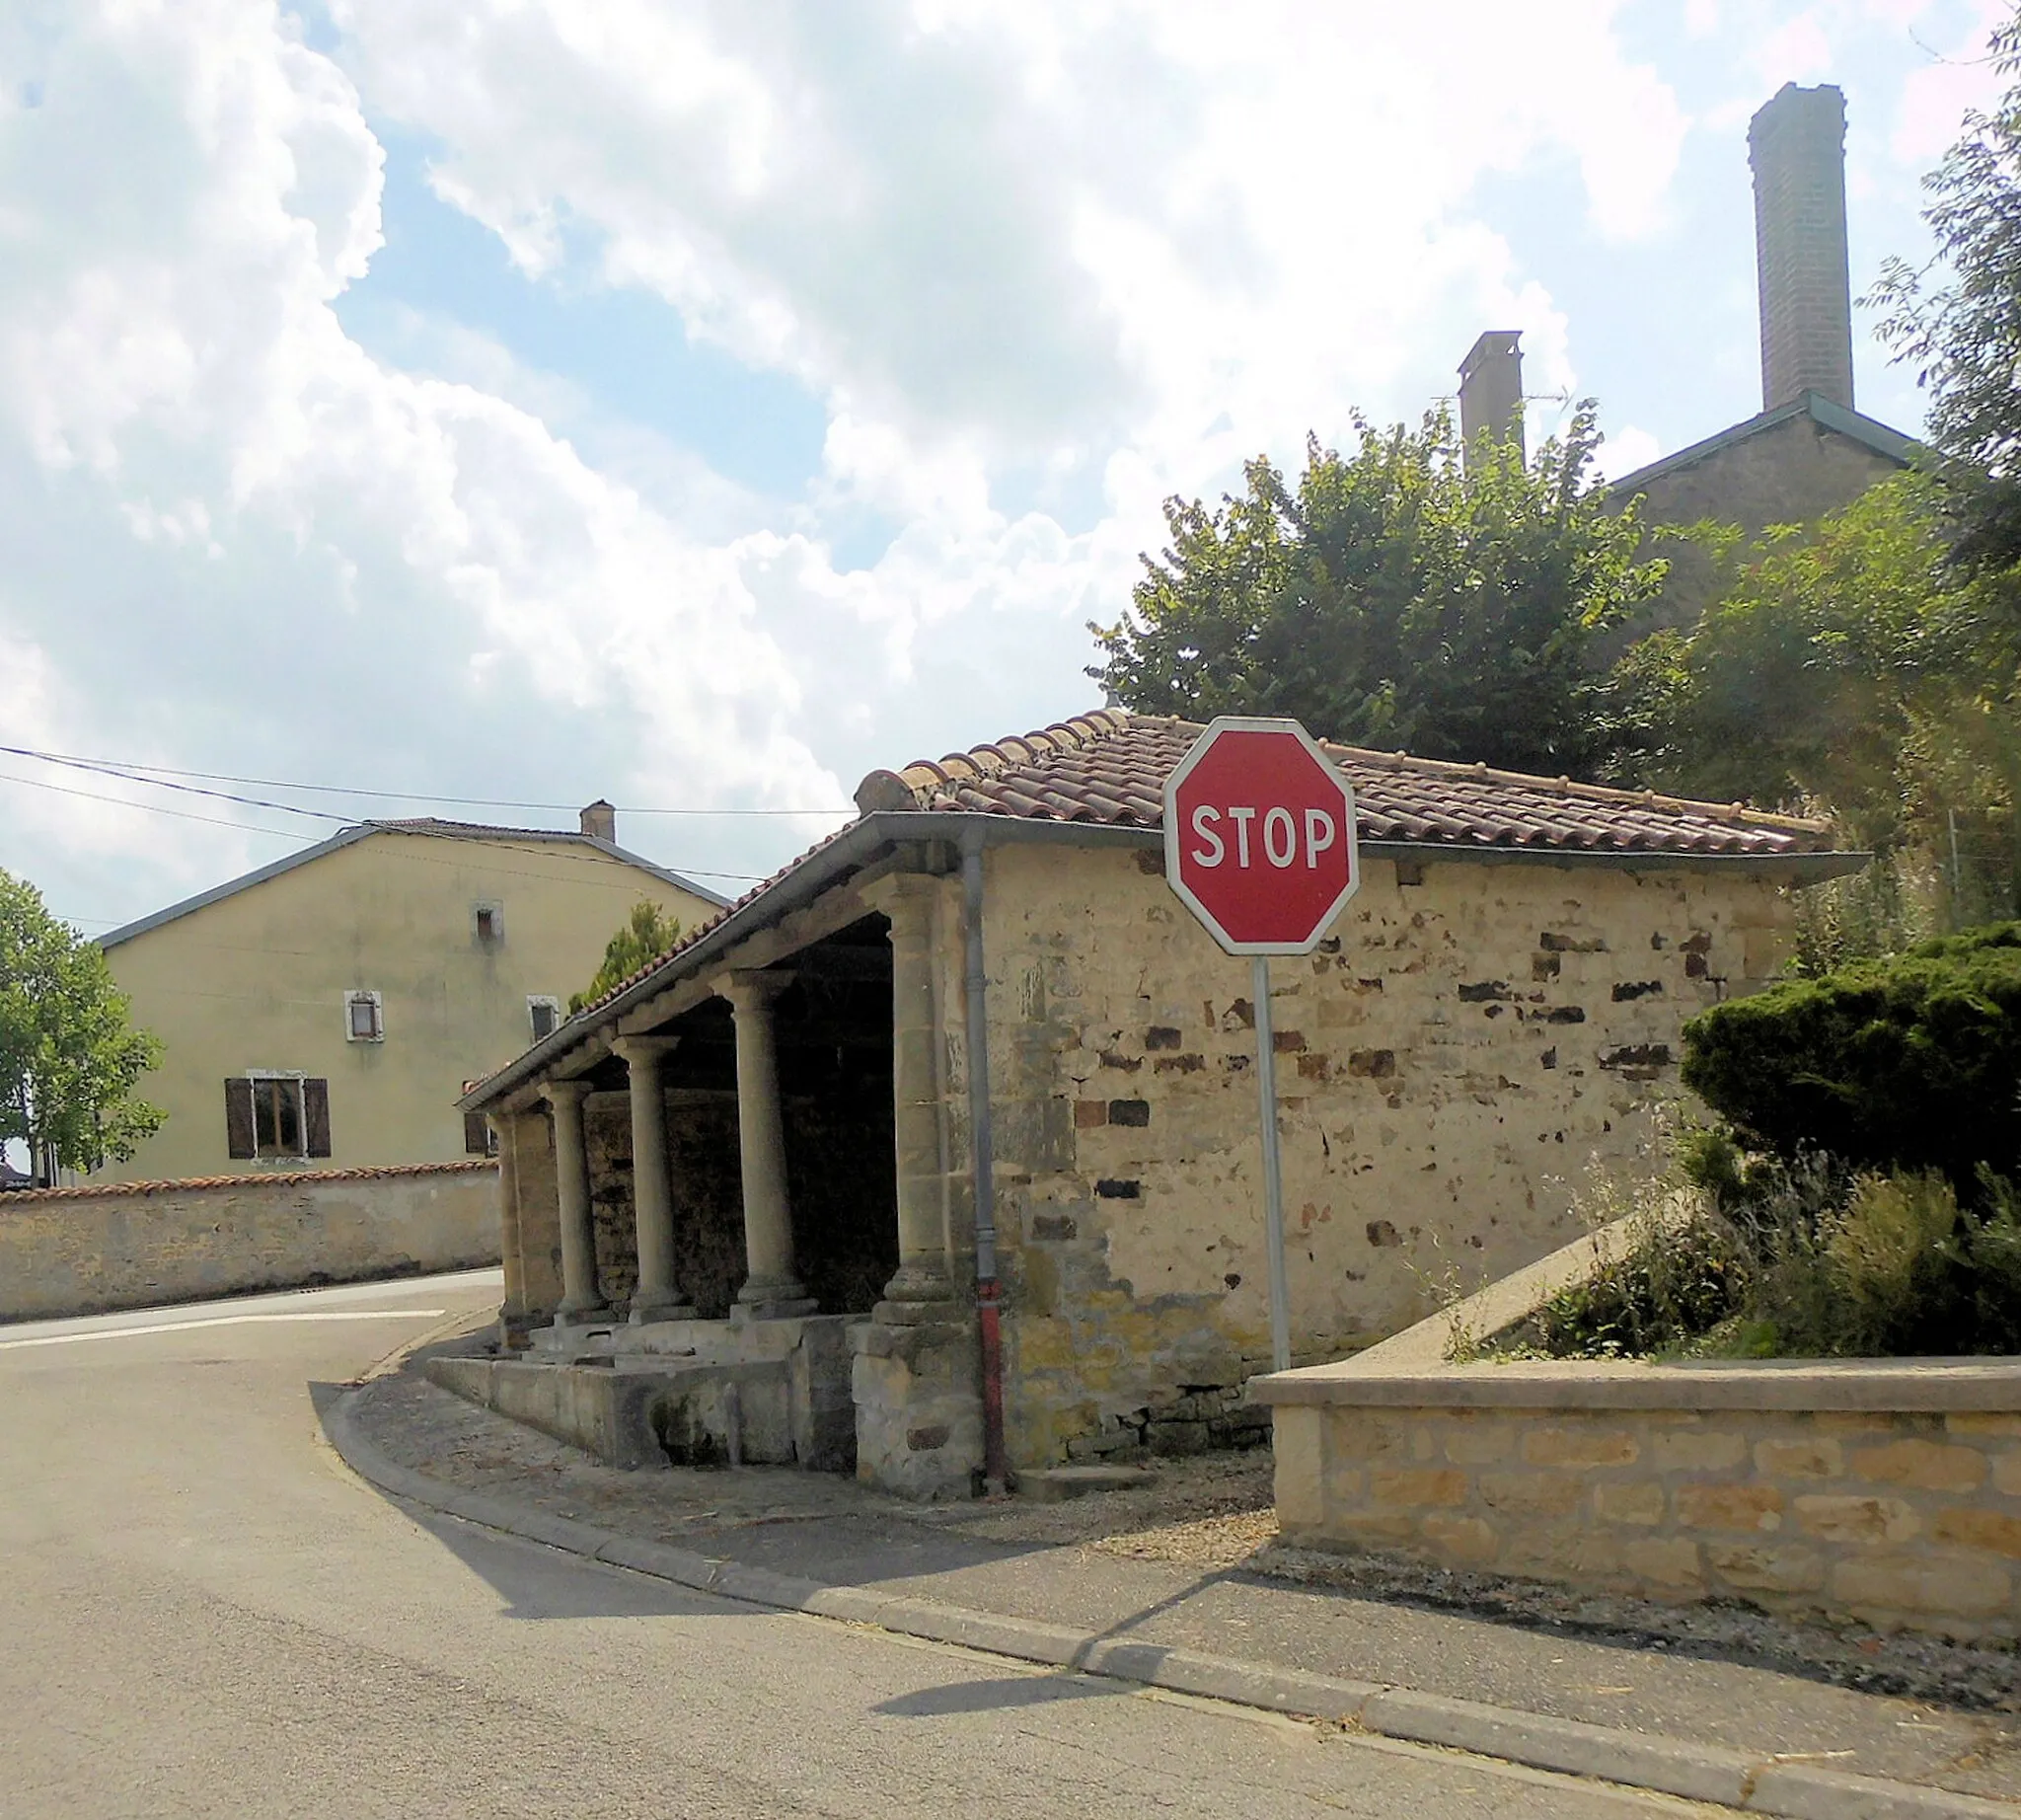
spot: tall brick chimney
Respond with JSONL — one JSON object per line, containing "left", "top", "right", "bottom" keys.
{"left": 578, "top": 799, "right": 616, "bottom": 844}
{"left": 1749, "top": 82, "right": 1854, "bottom": 412}
{"left": 1458, "top": 331, "right": 1525, "bottom": 470}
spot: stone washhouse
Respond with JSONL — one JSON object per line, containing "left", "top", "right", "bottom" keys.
{"left": 456, "top": 711, "right": 1860, "bottom": 1498}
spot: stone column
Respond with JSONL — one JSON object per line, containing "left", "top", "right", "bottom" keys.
{"left": 866, "top": 877, "right": 954, "bottom": 1321}
{"left": 491, "top": 1112, "right": 531, "bottom": 1347}
{"left": 718, "top": 970, "right": 815, "bottom": 1317}
{"left": 546, "top": 1080, "right": 609, "bottom": 1324}
{"left": 611, "top": 1033, "right": 694, "bottom": 1324}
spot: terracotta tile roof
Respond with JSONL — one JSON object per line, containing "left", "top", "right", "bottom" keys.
{"left": 2, "top": 1159, "right": 495, "bottom": 1205}
{"left": 853, "top": 709, "right": 1836, "bottom": 857}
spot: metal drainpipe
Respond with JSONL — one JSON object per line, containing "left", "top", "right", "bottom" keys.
{"left": 961, "top": 827, "right": 1010, "bottom": 1495}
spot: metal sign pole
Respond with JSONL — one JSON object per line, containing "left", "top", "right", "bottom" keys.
{"left": 1251, "top": 952, "right": 1291, "bottom": 1373}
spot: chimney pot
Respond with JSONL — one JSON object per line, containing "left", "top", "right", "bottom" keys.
{"left": 579, "top": 799, "right": 616, "bottom": 844}
{"left": 1458, "top": 331, "right": 1525, "bottom": 470}
{"left": 1749, "top": 82, "right": 1854, "bottom": 411}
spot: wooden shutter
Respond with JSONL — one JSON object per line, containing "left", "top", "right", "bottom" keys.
{"left": 224, "top": 1079, "right": 256, "bottom": 1160}
{"left": 463, "top": 1111, "right": 491, "bottom": 1156}
{"left": 303, "top": 1079, "right": 333, "bottom": 1158}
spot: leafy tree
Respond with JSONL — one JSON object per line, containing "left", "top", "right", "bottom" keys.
{"left": 1871, "top": 8, "right": 2021, "bottom": 576}
{"left": 570, "top": 898, "right": 686, "bottom": 1014}
{"left": 1089, "top": 406, "right": 1668, "bottom": 777}
{"left": 0, "top": 870, "right": 164, "bottom": 1182}
{"left": 1611, "top": 477, "right": 2020, "bottom": 954}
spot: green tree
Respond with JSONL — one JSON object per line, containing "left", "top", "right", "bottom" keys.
{"left": 1871, "top": 7, "right": 2021, "bottom": 576}
{"left": 570, "top": 898, "right": 686, "bottom": 1014}
{"left": 1090, "top": 406, "right": 1668, "bottom": 777}
{"left": 0, "top": 870, "right": 164, "bottom": 1183}
{"left": 1612, "top": 477, "right": 2020, "bottom": 955}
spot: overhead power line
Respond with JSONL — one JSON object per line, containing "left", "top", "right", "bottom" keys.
{"left": 0, "top": 744, "right": 856, "bottom": 817}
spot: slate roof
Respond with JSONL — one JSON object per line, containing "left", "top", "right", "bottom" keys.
{"left": 854, "top": 710, "right": 1837, "bottom": 858}
{"left": 99, "top": 816, "right": 728, "bottom": 948}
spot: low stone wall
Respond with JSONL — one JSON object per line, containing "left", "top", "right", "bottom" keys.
{"left": 1258, "top": 1360, "right": 2021, "bottom": 1641}
{"left": 0, "top": 1162, "right": 498, "bottom": 1322}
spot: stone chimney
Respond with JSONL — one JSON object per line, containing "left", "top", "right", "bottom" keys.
{"left": 578, "top": 799, "right": 616, "bottom": 844}
{"left": 1458, "top": 331, "right": 1525, "bottom": 470}
{"left": 1749, "top": 82, "right": 1854, "bottom": 412}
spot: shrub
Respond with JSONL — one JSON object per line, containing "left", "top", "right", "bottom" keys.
{"left": 1681, "top": 923, "right": 2021, "bottom": 1199}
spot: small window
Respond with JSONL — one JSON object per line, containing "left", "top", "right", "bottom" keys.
{"left": 226, "top": 1075, "right": 331, "bottom": 1162}
{"left": 343, "top": 990, "right": 384, "bottom": 1042}
{"left": 463, "top": 1110, "right": 498, "bottom": 1156}
{"left": 527, "top": 995, "right": 561, "bottom": 1042}
{"left": 472, "top": 900, "right": 504, "bottom": 946}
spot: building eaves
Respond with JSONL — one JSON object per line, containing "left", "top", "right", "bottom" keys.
{"left": 1609, "top": 390, "right": 1917, "bottom": 498}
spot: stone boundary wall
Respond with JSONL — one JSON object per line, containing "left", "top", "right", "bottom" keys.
{"left": 1259, "top": 1361, "right": 2021, "bottom": 1641}
{"left": 0, "top": 1161, "right": 498, "bottom": 1322}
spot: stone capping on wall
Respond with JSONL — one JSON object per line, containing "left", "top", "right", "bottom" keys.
{"left": 1252, "top": 1356, "right": 2021, "bottom": 1413}
{"left": 0, "top": 1159, "right": 496, "bottom": 1205}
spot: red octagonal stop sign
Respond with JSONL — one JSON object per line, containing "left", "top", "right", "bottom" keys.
{"left": 1163, "top": 717, "right": 1360, "bottom": 954}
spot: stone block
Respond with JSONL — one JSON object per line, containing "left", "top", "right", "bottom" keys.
{"left": 1832, "top": 1552, "right": 2012, "bottom": 1620}
{"left": 1323, "top": 1509, "right": 1419, "bottom": 1548}
{"left": 1594, "top": 1481, "right": 1666, "bottom": 1527}
{"left": 1996, "top": 1454, "right": 2021, "bottom": 1499}
{"left": 1752, "top": 1437, "right": 1841, "bottom": 1480}
{"left": 1370, "top": 1467, "right": 1468, "bottom": 1509}
{"left": 1792, "top": 1494, "right": 1920, "bottom": 1545}
{"left": 1945, "top": 1413, "right": 2021, "bottom": 1437}
{"left": 1675, "top": 1482, "right": 1783, "bottom": 1534}
{"left": 1478, "top": 1472, "right": 1583, "bottom": 1517}
{"left": 1931, "top": 1505, "right": 2021, "bottom": 1559}
{"left": 1273, "top": 1406, "right": 1324, "bottom": 1533}
{"left": 1649, "top": 1429, "right": 1748, "bottom": 1474}
{"left": 1441, "top": 1420, "right": 1513, "bottom": 1466}
{"left": 1022, "top": 1465, "right": 1157, "bottom": 1503}
{"left": 1522, "top": 1426, "right": 1638, "bottom": 1470}
{"left": 1502, "top": 1522, "right": 1620, "bottom": 1582}
{"left": 1848, "top": 1439, "right": 1986, "bottom": 1494}
{"left": 1418, "top": 1513, "right": 1500, "bottom": 1566}
{"left": 1620, "top": 1536, "right": 1704, "bottom": 1593}
{"left": 1327, "top": 1409, "right": 1427, "bottom": 1462}
{"left": 1704, "top": 1542, "right": 1825, "bottom": 1596}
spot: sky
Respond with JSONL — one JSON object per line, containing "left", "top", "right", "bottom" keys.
{"left": 0, "top": 0, "right": 2012, "bottom": 939}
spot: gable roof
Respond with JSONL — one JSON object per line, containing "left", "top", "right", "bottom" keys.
{"left": 854, "top": 711, "right": 1834, "bottom": 859}
{"left": 460, "top": 709, "right": 1860, "bottom": 1112}
{"left": 99, "top": 817, "right": 729, "bottom": 949}
{"left": 1609, "top": 390, "right": 1917, "bottom": 497}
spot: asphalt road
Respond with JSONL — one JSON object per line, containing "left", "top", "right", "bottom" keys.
{"left": 0, "top": 1271, "right": 1725, "bottom": 1819}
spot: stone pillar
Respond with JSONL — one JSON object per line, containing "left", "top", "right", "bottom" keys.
{"left": 865, "top": 877, "right": 954, "bottom": 1321}
{"left": 546, "top": 1080, "right": 609, "bottom": 1324}
{"left": 612, "top": 1033, "right": 694, "bottom": 1324}
{"left": 491, "top": 1112, "right": 531, "bottom": 1347}
{"left": 718, "top": 970, "right": 815, "bottom": 1317}
{"left": 504, "top": 1107, "right": 563, "bottom": 1323}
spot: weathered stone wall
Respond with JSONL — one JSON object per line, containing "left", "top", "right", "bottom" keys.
{"left": 981, "top": 843, "right": 1793, "bottom": 1470}
{"left": 0, "top": 1162, "right": 498, "bottom": 1322}
{"left": 1271, "top": 1393, "right": 2021, "bottom": 1641}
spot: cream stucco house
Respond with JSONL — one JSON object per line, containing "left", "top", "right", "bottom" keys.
{"left": 97, "top": 806, "right": 723, "bottom": 1183}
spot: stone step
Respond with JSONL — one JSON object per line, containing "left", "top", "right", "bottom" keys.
{"left": 1019, "top": 1465, "right": 1157, "bottom": 1502}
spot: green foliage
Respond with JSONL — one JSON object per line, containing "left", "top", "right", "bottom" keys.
{"left": 570, "top": 898, "right": 685, "bottom": 1014}
{"left": 1090, "top": 407, "right": 1668, "bottom": 777}
{"left": 1871, "top": 9, "right": 2021, "bottom": 577}
{"left": 0, "top": 870, "right": 164, "bottom": 1179}
{"left": 1533, "top": 1217, "right": 1745, "bottom": 1361}
{"left": 1680, "top": 927, "right": 2021, "bottom": 1200}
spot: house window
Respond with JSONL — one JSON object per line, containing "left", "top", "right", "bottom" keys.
{"left": 463, "top": 1110, "right": 498, "bottom": 1157}
{"left": 225, "top": 1074, "right": 332, "bottom": 1162}
{"left": 343, "top": 989, "right": 384, "bottom": 1042}
{"left": 472, "top": 900, "right": 504, "bottom": 946}
{"left": 527, "top": 995, "right": 561, "bottom": 1042}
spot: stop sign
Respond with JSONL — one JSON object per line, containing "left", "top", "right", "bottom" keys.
{"left": 1163, "top": 717, "right": 1360, "bottom": 954}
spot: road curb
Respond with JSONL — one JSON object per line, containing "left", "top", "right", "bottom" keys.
{"left": 324, "top": 1386, "right": 2015, "bottom": 1820}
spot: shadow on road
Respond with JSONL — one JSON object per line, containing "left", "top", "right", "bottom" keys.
{"left": 872, "top": 1673, "right": 1125, "bottom": 1718}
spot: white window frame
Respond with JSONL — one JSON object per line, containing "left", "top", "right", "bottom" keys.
{"left": 246, "top": 1069, "right": 310, "bottom": 1163}
{"left": 342, "top": 989, "right": 384, "bottom": 1043}
{"left": 527, "top": 995, "right": 562, "bottom": 1042}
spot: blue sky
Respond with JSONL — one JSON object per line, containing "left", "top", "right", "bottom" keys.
{"left": 0, "top": 0, "right": 2009, "bottom": 939}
